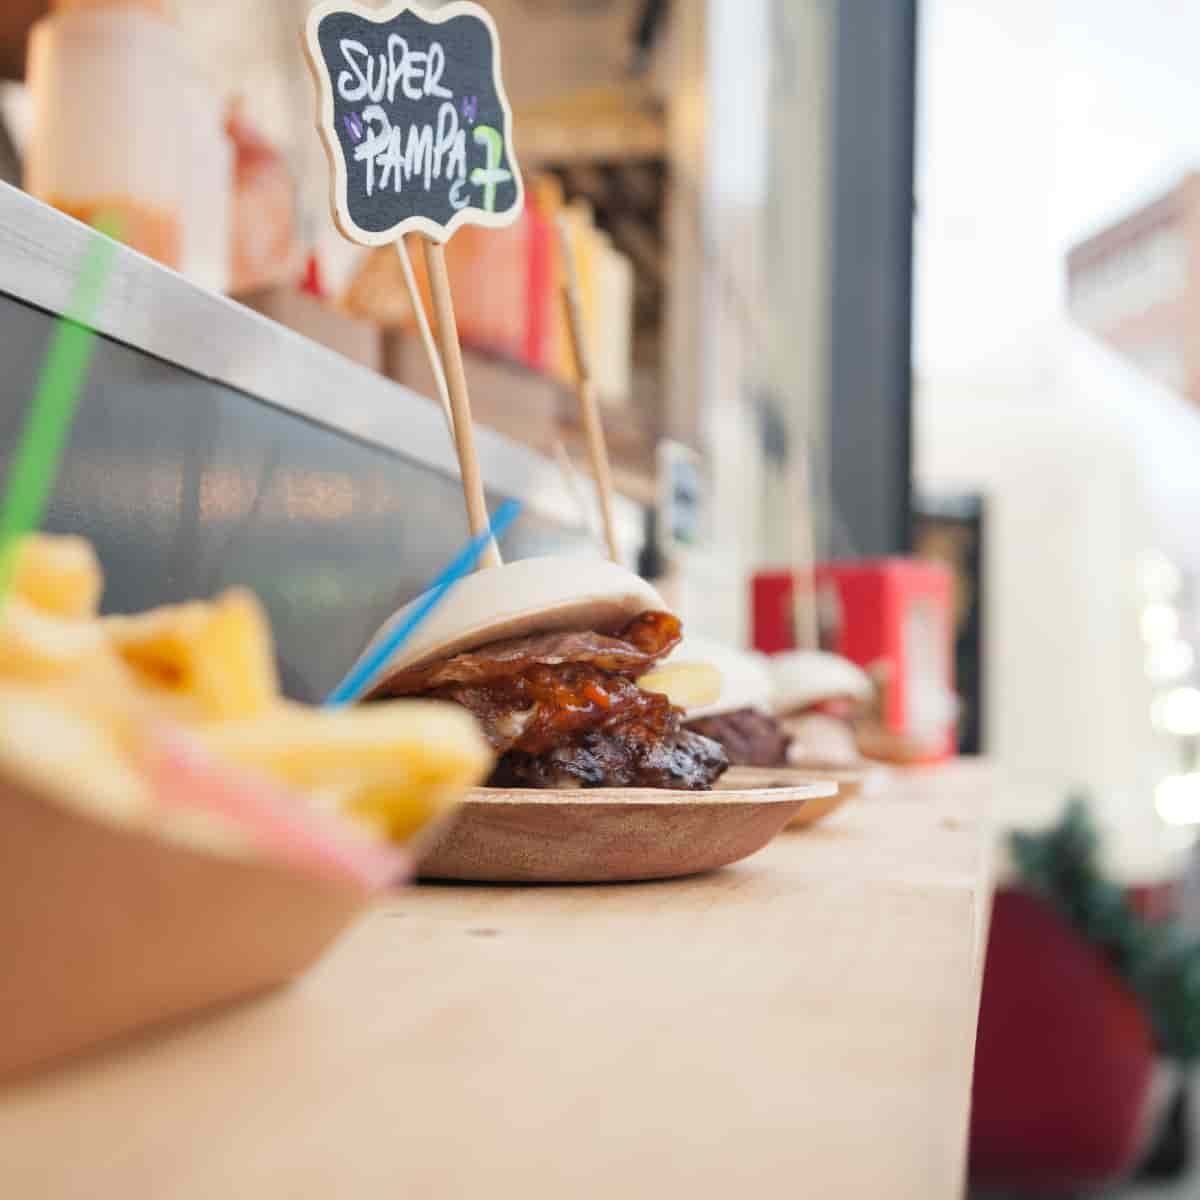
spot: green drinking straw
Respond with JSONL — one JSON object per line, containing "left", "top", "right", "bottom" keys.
{"left": 0, "top": 216, "right": 120, "bottom": 605}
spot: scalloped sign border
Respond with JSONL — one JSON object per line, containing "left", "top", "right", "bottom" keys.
{"left": 304, "top": 0, "right": 524, "bottom": 245}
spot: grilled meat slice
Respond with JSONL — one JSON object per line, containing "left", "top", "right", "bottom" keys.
{"left": 684, "top": 706, "right": 791, "bottom": 767}
{"left": 490, "top": 727, "right": 728, "bottom": 790}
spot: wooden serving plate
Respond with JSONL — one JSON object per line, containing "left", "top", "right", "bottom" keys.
{"left": 719, "top": 765, "right": 867, "bottom": 830}
{"left": 417, "top": 778, "right": 836, "bottom": 884}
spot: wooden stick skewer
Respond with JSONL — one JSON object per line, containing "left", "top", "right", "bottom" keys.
{"left": 421, "top": 238, "right": 502, "bottom": 570}
{"left": 556, "top": 217, "right": 621, "bottom": 564}
{"left": 788, "top": 429, "right": 820, "bottom": 651}
{"left": 395, "top": 235, "right": 455, "bottom": 436}
{"left": 551, "top": 437, "right": 600, "bottom": 540}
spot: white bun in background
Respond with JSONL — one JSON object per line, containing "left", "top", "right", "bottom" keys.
{"left": 769, "top": 650, "right": 873, "bottom": 715}
{"left": 782, "top": 712, "right": 862, "bottom": 767}
{"left": 665, "top": 637, "right": 773, "bottom": 720}
{"left": 357, "top": 557, "right": 667, "bottom": 690}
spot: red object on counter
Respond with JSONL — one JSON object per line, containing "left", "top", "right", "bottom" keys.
{"left": 749, "top": 570, "right": 792, "bottom": 657}
{"left": 300, "top": 253, "right": 326, "bottom": 299}
{"left": 970, "top": 889, "right": 1158, "bottom": 1190}
{"left": 751, "top": 559, "right": 956, "bottom": 760}
{"left": 524, "top": 190, "right": 554, "bottom": 372}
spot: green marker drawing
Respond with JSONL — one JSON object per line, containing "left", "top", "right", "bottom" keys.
{"left": 0, "top": 216, "right": 119, "bottom": 606}
{"left": 469, "top": 125, "right": 512, "bottom": 213}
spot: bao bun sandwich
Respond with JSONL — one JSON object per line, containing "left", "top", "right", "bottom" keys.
{"left": 769, "top": 650, "right": 874, "bottom": 768}
{"left": 675, "top": 639, "right": 793, "bottom": 767}
{"left": 361, "top": 558, "right": 730, "bottom": 790}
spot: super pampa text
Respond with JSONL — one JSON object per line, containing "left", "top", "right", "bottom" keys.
{"left": 307, "top": 3, "right": 523, "bottom": 241}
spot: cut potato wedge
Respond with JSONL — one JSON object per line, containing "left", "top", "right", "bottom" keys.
{"left": 0, "top": 686, "right": 150, "bottom": 826}
{"left": 106, "top": 589, "right": 280, "bottom": 719}
{"left": 200, "top": 701, "right": 493, "bottom": 838}
{"left": 12, "top": 534, "right": 103, "bottom": 619}
{"left": 203, "top": 701, "right": 492, "bottom": 787}
{"left": 1, "top": 533, "right": 494, "bottom": 852}
{"left": 0, "top": 597, "right": 113, "bottom": 681}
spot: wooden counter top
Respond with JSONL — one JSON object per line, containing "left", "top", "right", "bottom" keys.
{"left": 0, "top": 761, "right": 994, "bottom": 1199}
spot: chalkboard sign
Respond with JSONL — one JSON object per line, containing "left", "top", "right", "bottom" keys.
{"left": 305, "top": 1, "right": 523, "bottom": 245}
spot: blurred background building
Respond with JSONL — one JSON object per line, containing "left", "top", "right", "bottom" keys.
{"left": 1068, "top": 175, "right": 1198, "bottom": 400}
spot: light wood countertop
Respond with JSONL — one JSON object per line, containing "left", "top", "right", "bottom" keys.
{"left": 0, "top": 761, "right": 994, "bottom": 1199}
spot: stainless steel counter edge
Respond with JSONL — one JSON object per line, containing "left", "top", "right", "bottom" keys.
{"left": 0, "top": 182, "right": 641, "bottom": 541}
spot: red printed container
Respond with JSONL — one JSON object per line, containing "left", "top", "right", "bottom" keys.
{"left": 752, "top": 558, "right": 957, "bottom": 761}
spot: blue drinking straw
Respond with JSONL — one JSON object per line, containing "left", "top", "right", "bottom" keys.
{"left": 324, "top": 498, "right": 522, "bottom": 707}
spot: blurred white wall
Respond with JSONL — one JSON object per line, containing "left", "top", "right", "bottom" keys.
{"left": 917, "top": 324, "right": 1200, "bottom": 863}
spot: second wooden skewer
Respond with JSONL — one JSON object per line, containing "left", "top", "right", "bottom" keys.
{"left": 422, "top": 237, "right": 502, "bottom": 570}
{"left": 556, "top": 217, "right": 621, "bottom": 564}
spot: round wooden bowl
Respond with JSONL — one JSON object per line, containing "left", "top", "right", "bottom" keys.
{"left": 417, "top": 779, "right": 835, "bottom": 884}
{"left": 718, "top": 765, "right": 867, "bottom": 830}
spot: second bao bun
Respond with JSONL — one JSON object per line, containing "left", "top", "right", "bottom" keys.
{"left": 769, "top": 650, "right": 873, "bottom": 716}
{"left": 359, "top": 556, "right": 667, "bottom": 695}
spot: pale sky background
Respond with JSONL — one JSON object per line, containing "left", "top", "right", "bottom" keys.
{"left": 915, "top": 0, "right": 1200, "bottom": 374}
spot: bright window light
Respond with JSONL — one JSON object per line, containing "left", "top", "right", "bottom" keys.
{"left": 1142, "top": 603, "right": 1180, "bottom": 643}
{"left": 1146, "top": 639, "right": 1195, "bottom": 684}
{"left": 1157, "top": 774, "right": 1200, "bottom": 825}
{"left": 1153, "top": 687, "right": 1200, "bottom": 737}
{"left": 1138, "top": 550, "right": 1183, "bottom": 601}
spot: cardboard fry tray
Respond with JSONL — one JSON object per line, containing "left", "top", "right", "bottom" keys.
{"left": 0, "top": 771, "right": 372, "bottom": 1079}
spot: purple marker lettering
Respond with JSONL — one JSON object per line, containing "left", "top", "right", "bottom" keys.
{"left": 461, "top": 95, "right": 478, "bottom": 123}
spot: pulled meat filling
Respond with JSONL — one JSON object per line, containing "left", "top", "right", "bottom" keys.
{"left": 373, "top": 611, "right": 683, "bottom": 695}
{"left": 431, "top": 664, "right": 675, "bottom": 755}
{"left": 374, "top": 611, "right": 727, "bottom": 790}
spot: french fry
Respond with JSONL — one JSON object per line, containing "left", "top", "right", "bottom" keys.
{"left": 201, "top": 701, "right": 493, "bottom": 838}
{"left": 0, "top": 684, "right": 252, "bottom": 859}
{"left": 0, "top": 597, "right": 112, "bottom": 681}
{"left": 12, "top": 534, "right": 103, "bottom": 619}
{"left": 0, "top": 686, "right": 150, "bottom": 827}
{"left": 105, "top": 589, "right": 280, "bottom": 719}
{"left": 1, "top": 534, "right": 493, "bottom": 853}
{"left": 347, "top": 779, "right": 468, "bottom": 842}
{"left": 35, "top": 653, "right": 207, "bottom": 740}
{"left": 188, "top": 590, "right": 280, "bottom": 719}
